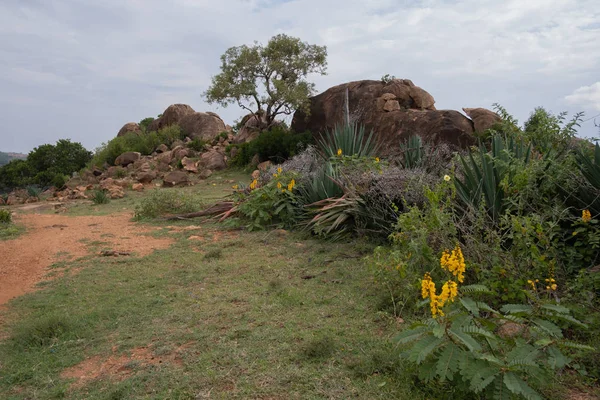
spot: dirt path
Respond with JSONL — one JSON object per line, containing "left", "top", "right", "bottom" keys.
{"left": 0, "top": 209, "right": 173, "bottom": 305}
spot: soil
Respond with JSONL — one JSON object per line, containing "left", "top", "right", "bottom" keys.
{"left": 0, "top": 209, "right": 173, "bottom": 306}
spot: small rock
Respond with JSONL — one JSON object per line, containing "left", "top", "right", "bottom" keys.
{"left": 132, "top": 183, "right": 144, "bottom": 191}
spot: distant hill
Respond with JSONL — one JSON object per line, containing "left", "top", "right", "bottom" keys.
{"left": 0, "top": 151, "right": 27, "bottom": 166}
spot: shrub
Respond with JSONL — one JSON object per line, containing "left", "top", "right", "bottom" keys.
{"left": 92, "top": 190, "right": 110, "bottom": 205}
{"left": 0, "top": 209, "right": 12, "bottom": 224}
{"left": 317, "top": 123, "right": 379, "bottom": 159}
{"left": 231, "top": 125, "right": 313, "bottom": 167}
{"left": 91, "top": 125, "right": 185, "bottom": 167}
{"left": 26, "top": 185, "right": 41, "bottom": 199}
{"left": 133, "top": 189, "right": 202, "bottom": 220}
{"left": 187, "top": 138, "right": 207, "bottom": 152}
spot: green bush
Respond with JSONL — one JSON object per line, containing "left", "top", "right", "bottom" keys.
{"left": 231, "top": 126, "right": 313, "bottom": 167}
{"left": 133, "top": 189, "right": 203, "bottom": 220}
{"left": 0, "top": 209, "right": 12, "bottom": 224}
{"left": 187, "top": 138, "right": 207, "bottom": 152}
{"left": 92, "top": 190, "right": 110, "bottom": 205}
{"left": 91, "top": 125, "right": 185, "bottom": 167}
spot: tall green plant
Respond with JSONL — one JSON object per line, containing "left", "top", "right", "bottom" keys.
{"left": 399, "top": 135, "right": 425, "bottom": 169}
{"left": 317, "top": 123, "right": 379, "bottom": 159}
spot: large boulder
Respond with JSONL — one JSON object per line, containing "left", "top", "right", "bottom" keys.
{"left": 117, "top": 122, "right": 142, "bottom": 137}
{"left": 148, "top": 104, "right": 196, "bottom": 132}
{"left": 114, "top": 152, "right": 141, "bottom": 167}
{"left": 232, "top": 113, "right": 267, "bottom": 144}
{"left": 462, "top": 108, "right": 502, "bottom": 133}
{"left": 135, "top": 162, "right": 157, "bottom": 183}
{"left": 291, "top": 79, "right": 475, "bottom": 156}
{"left": 179, "top": 112, "right": 227, "bottom": 141}
{"left": 162, "top": 171, "right": 190, "bottom": 187}
{"left": 199, "top": 150, "right": 227, "bottom": 170}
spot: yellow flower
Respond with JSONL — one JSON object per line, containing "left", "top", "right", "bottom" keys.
{"left": 232, "top": 185, "right": 238, "bottom": 189}
{"left": 375, "top": 157, "right": 380, "bottom": 163}
{"left": 337, "top": 148, "right": 342, "bottom": 156}
{"left": 277, "top": 167, "right": 282, "bottom": 174}
{"left": 582, "top": 209, "right": 592, "bottom": 223}
{"left": 287, "top": 178, "right": 296, "bottom": 191}
{"left": 444, "top": 175, "right": 451, "bottom": 182}
{"left": 421, "top": 273, "right": 433, "bottom": 299}
{"left": 249, "top": 179, "right": 258, "bottom": 190}
{"left": 440, "top": 245, "right": 466, "bottom": 283}
{"left": 281, "top": 189, "right": 287, "bottom": 193}
{"left": 273, "top": 173, "right": 278, "bottom": 178}
{"left": 551, "top": 283, "right": 558, "bottom": 291}
{"left": 277, "top": 182, "right": 282, "bottom": 189}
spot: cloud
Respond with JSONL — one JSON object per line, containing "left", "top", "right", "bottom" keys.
{"left": 565, "top": 82, "right": 600, "bottom": 112}
{"left": 0, "top": 0, "right": 599, "bottom": 151}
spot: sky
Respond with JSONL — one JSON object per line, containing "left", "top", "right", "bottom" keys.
{"left": 0, "top": 0, "right": 599, "bottom": 153}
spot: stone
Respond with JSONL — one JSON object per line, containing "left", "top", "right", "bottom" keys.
{"left": 132, "top": 183, "right": 144, "bottom": 191}
{"left": 147, "top": 104, "right": 196, "bottom": 132}
{"left": 199, "top": 150, "right": 227, "bottom": 171}
{"left": 162, "top": 171, "right": 190, "bottom": 187}
{"left": 292, "top": 79, "right": 474, "bottom": 156}
{"left": 107, "top": 185, "right": 125, "bottom": 199}
{"left": 117, "top": 122, "right": 142, "bottom": 137}
{"left": 156, "top": 144, "right": 169, "bottom": 153}
{"left": 156, "top": 150, "right": 173, "bottom": 165}
{"left": 257, "top": 161, "right": 272, "bottom": 171}
{"left": 232, "top": 113, "right": 267, "bottom": 144}
{"left": 179, "top": 112, "right": 227, "bottom": 141}
{"left": 181, "top": 157, "right": 198, "bottom": 173}
{"left": 171, "top": 146, "right": 190, "bottom": 161}
{"left": 383, "top": 100, "right": 401, "bottom": 112}
{"left": 251, "top": 170, "right": 260, "bottom": 180}
{"left": 462, "top": 107, "right": 502, "bottom": 133}
{"left": 230, "top": 147, "right": 239, "bottom": 159}
{"left": 199, "top": 169, "right": 213, "bottom": 179}
{"left": 114, "top": 152, "right": 141, "bottom": 167}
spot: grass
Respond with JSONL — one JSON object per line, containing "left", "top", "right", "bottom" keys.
{"left": 0, "top": 176, "right": 424, "bottom": 399}
{"left": 0, "top": 221, "right": 25, "bottom": 241}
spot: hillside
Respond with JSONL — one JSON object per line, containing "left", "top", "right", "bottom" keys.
{"left": 0, "top": 151, "right": 26, "bottom": 166}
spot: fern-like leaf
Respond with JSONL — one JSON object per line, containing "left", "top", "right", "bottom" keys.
{"left": 448, "top": 328, "right": 482, "bottom": 352}
{"left": 460, "top": 297, "right": 480, "bottom": 315}
{"left": 558, "top": 341, "right": 596, "bottom": 351}
{"left": 408, "top": 335, "right": 445, "bottom": 364}
{"left": 461, "top": 284, "right": 491, "bottom": 293}
{"left": 503, "top": 372, "right": 543, "bottom": 400}
{"left": 532, "top": 319, "right": 563, "bottom": 338}
{"left": 435, "top": 343, "right": 463, "bottom": 382}
{"left": 501, "top": 304, "right": 533, "bottom": 314}
{"left": 394, "top": 326, "right": 428, "bottom": 345}
{"left": 540, "top": 304, "right": 570, "bottom": 314}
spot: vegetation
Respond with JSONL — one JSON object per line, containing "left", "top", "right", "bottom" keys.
{"left": 205, "top": 34, "right": 327, "bottom": 128}
{"left": 231, "top": 125, "right": 313, "bottom": 166}
{"left": 133, "top": 189, "right": 204, "bottom": 220}
{"left": 91, "top": 125, "right": 185, "bottom": 167}
{"left": 0, "top": 140, "right": 91, "bottom": 191}
{"left": 91, "top": 190, "right": 110, "bottom": 205}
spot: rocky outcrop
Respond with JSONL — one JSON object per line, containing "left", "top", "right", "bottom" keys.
{"left": 462, "top": 108, "right": 502, "bottom": 133}
{"left": 179, "top": 112, "right": 227, "bottom": 141}
{"left": 114, "top": 152, "right": 141, "bottom": 167}
{"left": 233, "top": 113, "right": 267, "bottom": 144}
{"left": 292, "top": 79, "right": 476, "bottom": 155}
{"left": 117, "top": 122, "right": 143, "bottom": 137}
{"left": 148, "top": 104, "right": 196, "bottom": 132}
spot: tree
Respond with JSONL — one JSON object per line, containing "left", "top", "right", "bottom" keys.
{"left": 139, "top": 117, "right": 155, "bottom": 132}
{"left": 205, "top": 34, "right": 327, "bottom": 128}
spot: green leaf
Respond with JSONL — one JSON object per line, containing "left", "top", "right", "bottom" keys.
{"left": 394, "top": 326, "right": 428, "bottom": 345}
{"left": 408, "top": 335, "right": 445, "bottom": 364}
{"left": 460, "top": 297, "right": 480, "bottom": 315}
{"left": 493, "top": 376, "right": 512, "bottom": 400}
{"left": 476, "top": 301, "right": 498, "bottom": 313}
{"left": 501, "top": 304, "right": 533, "bottom": 314}
{"left": 532, "top": 319, "right": 563, "bottom": 338}
{"left": 418, "top": 359, "right": 438, "bottom": 382}
{"left": 471, "top": 368, "right": 500, "bottom": 393}
{"left": 461, "top": 325, "right": 496, "bottom": 340}
{"left": 503, "top": 372, "right": 543, "bottom": 400}
{"left": 435, "top": 343, "right": 463, "bottom": 382}
{"left": 547, "top": 346, "right": 571, "bottom": 369}
{"left": 448, "top": 328, "right": 482, "bottom": 352}
{"left": 559, "top": 341, "right": 596, "bottom": 351}
{"left": 550, "top": 313, "right": 588, "bottom": 329}
{"left": 540, "top": 304, "right": 570, "bottom": 314}
{"left": 461, "top": 284, "right": 491, "bottom": 294}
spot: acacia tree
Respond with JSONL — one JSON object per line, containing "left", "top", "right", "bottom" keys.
{"left": 204, "top": 34, "right": 327, "bottom": 128}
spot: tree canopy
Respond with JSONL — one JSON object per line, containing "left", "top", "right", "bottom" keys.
{"left": 204, "top": 34, "right": 327, "bottom": 128}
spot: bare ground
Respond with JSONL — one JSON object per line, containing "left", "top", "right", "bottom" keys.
{"left": 0, "top": 209, "right": 173, "bottom": 306}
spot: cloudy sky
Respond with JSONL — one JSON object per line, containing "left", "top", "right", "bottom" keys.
{"left": 1, "top": 0, "right": 599, "bottom": 153}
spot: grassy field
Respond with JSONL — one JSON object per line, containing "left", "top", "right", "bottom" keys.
{"left": 0, "top": 172, "right": 429, "bottom": 400}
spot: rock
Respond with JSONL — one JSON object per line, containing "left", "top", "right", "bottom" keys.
{"left": 230, "top": 147, "right": 239, "bottom": 159}
{"left": 114, "top": 178, "right": 133, "bottom": 188}
{"left": 179, "top": 112, "right": 227, "bottom": 141}
{"left": 147, "top": 104, "right": 196, "bottom": 132}
{"left": 156, "top": 144, "right": 169, "bottom": 153}
{"left": 156, "top": 150, "right": 173, "bottom": 165}
{"left": 181, "top": 157, "right": 198, "bottom": 173}
{"left": 171, "top": 146, "right": 189, "bottom": 161}
{"left": 462, "top": 107, "right": 502, "bottom": 133}
{"left": 135, "top": 162, "right": 157, "bottom": 183}
{"left": 250, "top": 154, "right": 260, "bottom": 167}
{"left": 199, "top": 150, "right": 227, "bottom": 171}
{"left": 117, "top": 122, "right": 143, "bottom": 137}
{"left": 383, "top": 100, "right": 401, "bottom": 112}
{"left": 132, "top": 183, "right": 144, "bottom": 191}
{"left": 107, "top": 186, "right": 125, "bottom": 199}
{"left": 257, "top": 161, "right": 272, "bottom": 171}
{"left": 233, "top": 113, "right": 267, "bottom": 144}
{"left": 92, "top": 167, "right": 103, "bottom": 176}
{"left": 162, "top": 171, "right": 190, "bottom": 187}
{"left": 114, "top": 152, "right": 141, "bottom": 167}
{"left": 292, "top": 79, "right": 474, "bottom": 156}
{"left": 497, "top": 322, "right": 527, "bottom": 339}
{"left": 199, "top": 169, "right": 213, "bottom": 179}
{"left": 99, "top": 178, "right": 115, "bottom": 190}
{"left": 0, "top": 197, "right": 4, "bottom": 205}
{"left": 251, "top": 170, "right": 260, "bottom": 180}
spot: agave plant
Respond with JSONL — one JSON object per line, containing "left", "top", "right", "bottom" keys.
{"left": 454, "top": 135, "right": 531, "bottom": 221}
{"left": 399, "top": 135, "right": 425, "bottom": 169}
{"left": 298, "top": 162, "right": 343, "bottom": 205}
{"left": 317, "top": 122, "right": 379, "bottom": 159}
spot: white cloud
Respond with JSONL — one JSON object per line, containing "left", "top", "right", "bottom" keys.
{"left": 565, "top": 82, "right": 600, "bottom": 112}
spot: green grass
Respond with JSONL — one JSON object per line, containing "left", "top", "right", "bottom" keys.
{"left": 0, "top": 178, "right": 425, "bottom": 399}
{"left": 0, "top": 222, "right": 25, "bottom": 240}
